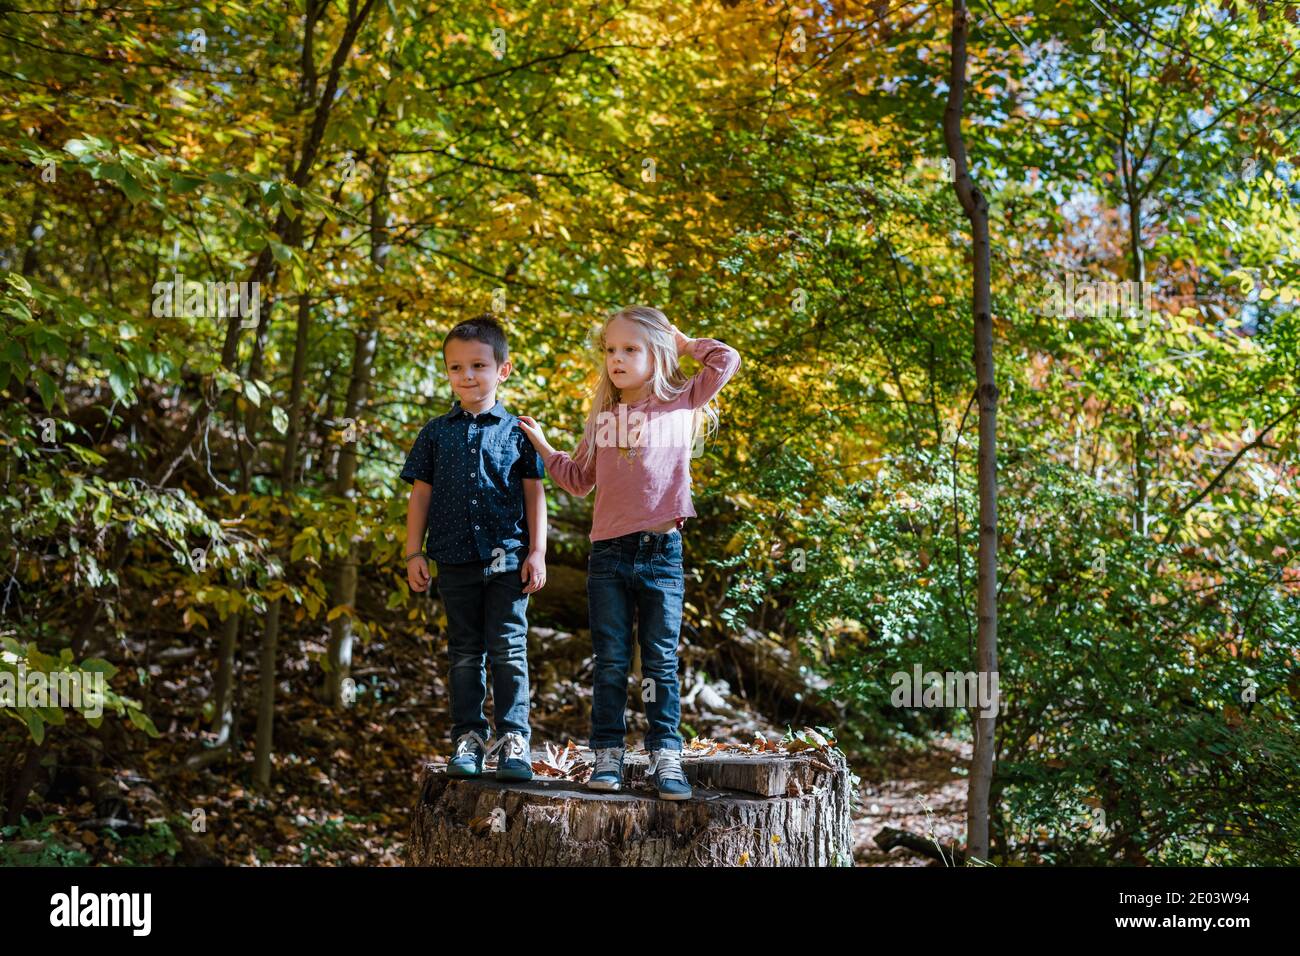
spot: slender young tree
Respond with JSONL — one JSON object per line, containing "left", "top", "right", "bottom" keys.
{"left": 943, "top": 0, "right": 998, "bottom": 864}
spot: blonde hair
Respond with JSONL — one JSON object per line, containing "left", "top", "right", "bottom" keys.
{"left": 575, "top": 305, "right": 721, "bottom": 471}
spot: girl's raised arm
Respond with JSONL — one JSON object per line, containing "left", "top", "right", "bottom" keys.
{"left": 681, "top": 336, "right": 742, "bottom": 409}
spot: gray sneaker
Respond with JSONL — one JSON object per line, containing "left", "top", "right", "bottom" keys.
{"left": 447, "top": 731, "right": 488, "bottom": 776}
{"left": 487, "top": 731, "right": 533, "bottom": 781}
{"left": 648, "top": 747, "right": 692, "bottom": 800}
{"left": 587, "top": 746, "right": 625, "bottom": 791}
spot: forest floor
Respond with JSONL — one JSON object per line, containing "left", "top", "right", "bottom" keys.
{"left": 3, "top": 620, "right": 968, "bottom": 867}
{"left": 852, "top": 734, "right": 972, "bottom": 866}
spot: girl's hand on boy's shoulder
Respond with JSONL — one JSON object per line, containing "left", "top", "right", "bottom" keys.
{"left": 517, "top": 416, "right": 550, "bottom": 452}
{"left": 520, "top": 550, "right": 547, "bottom": 594}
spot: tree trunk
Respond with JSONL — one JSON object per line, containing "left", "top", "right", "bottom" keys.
{"left": 253, "top": 293, "right": 313, "bottom": 789}
{"left": 21, "top": 192, "right": 42, "bottom": 277}
{"left": 944, "top": 0, "right": 999, "bottom": 865}
{"left": 208, "top": 604, "right": 242, "bottom": 752}
{"left": 407, "top": 750, "right": 854, "bottom": 867}
{"left": 253, "top": 595, "right": 284, "bottom": 789}
{"left": 323, "top": 153, "right": 387, "bottom": 706}
{"left": 1125, "top": 155, "right": 1150, "bottom": 537}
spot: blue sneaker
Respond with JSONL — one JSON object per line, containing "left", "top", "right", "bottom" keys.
{"left": 648, "top": 748, "right": 692, "bottom": 800}
{"left": 587, "top": 747, "right": 625, "bottom": 791}
{"left": 488, "top": 732, "right": 533, "bottom": 781}
{"left": 446, "top": 731, "right": 488, "bottom": 777}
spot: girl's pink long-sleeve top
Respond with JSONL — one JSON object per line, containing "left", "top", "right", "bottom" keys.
{"left": 544, "top": 337, "right": 741, "bottom": 542}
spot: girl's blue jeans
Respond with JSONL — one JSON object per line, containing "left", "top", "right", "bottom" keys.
{"left": 435, "top": 559, "right": 531, "bottom": 748}
{"left": 586, "top": 528, "right": 685, "bottom": 752}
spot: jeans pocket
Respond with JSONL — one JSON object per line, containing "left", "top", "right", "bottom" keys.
{"left": 588, "top": 544, "right": 619, "bottom": 579}
{"left": 652, "top": 551, "right": 685, "bottom": 591}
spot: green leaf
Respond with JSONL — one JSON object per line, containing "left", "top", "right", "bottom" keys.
{"left": 33, "top": 368, "right": 57, "bottom": 410}
{"left": 214, "top": 369, "right": 241, "bottom": 393}
{"left": 171, "top": 173, "right": 205, "bottom": 193}
{"left": 80, "top": 658, "right": 118, "bottom": 678}
{"left": 4, "top": 298, "right": 33, "bottom": 323}
{"left": 127, "top": 706, "right": 161, "bottom": 737}
{"left": 63, "top": 138, "right": 95, "bottom": 159}
{"left": 67, "top": 443, "right": 109, "bottom": 466}
{"left": 291, "top": 528, "right": 320, "bottom": 563}
{"left": 25, "top": 709, "right": 45, "bottom": 745}
{"left": 108, "top": 363, "right": 134, "bottom": 404}
{"left": 271, "top": 405, "right": 289, "bottom": 435}
{"left": 120, "top": 174, "right": 147, "bottom": 204}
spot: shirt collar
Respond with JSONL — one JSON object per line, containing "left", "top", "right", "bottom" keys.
{"left": 448, "top": 399, "right": 509, "bottom": 422}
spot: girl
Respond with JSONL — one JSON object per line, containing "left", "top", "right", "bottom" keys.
{"left": 518, "top": 305, "right": 741, "bottom": 800}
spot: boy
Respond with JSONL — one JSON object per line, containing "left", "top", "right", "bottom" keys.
{"left": 401, "top": 314, "right": 547, "bottom": 780}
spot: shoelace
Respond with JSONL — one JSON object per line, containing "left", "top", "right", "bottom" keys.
{"left": 454, "top": 731, "right": 488, "bottom": 757}
{"left": 485, "top": 732, "right": 528, "bottom": 764}
{"left": 593, "top": 747, "right": 624, "bottom": 774}
{"left": 648, "top": 748, "right": 687, "bottom": 783}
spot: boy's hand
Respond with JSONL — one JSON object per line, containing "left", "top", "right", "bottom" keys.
{"left": 407, "top": 555, "right": 431, "bottom": 592}
{"left": 517, "top": 416, "right": 552, "bottom": 456}
{"left": 520, "top": 550, "right": 547, "bottom": 594}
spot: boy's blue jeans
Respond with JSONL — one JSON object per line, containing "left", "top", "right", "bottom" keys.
{"left": 434, "top": 558, "right": 531, "bottom": 748}
{"left": 586, "top": 528, "right": 685, "bottom": 752}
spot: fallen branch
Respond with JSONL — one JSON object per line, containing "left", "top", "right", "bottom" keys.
{"left": 874, "top": 825, "right": 966, "bottom": 865}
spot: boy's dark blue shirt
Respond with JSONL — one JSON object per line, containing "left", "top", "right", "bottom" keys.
{"left": 400, "top": 398, "right": 545, "bottom": 570}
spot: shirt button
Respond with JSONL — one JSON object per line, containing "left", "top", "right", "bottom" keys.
{"left": 471, "top": 499, "right": 477, "bottom": 504}
{"left": 643, "top": 535, "right": 650, "bottom": 542}
{"left": 475, "top": 525, "right": 480, "bottom": 530}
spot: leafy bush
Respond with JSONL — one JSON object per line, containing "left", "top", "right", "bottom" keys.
{"left": 716, "top": 448, "right": 1300, "bottom": 864}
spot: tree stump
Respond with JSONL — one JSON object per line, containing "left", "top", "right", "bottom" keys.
{"left": 406, "top": 747, "right": 854, "bottom": 866}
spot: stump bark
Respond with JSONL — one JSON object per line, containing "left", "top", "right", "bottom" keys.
{"left": 406, "top": 748, "right": 854, "bottom": 866}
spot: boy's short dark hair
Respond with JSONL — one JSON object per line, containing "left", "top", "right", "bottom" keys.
{"left": 443, "top": 313, "right": 509, "bottom": 365}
